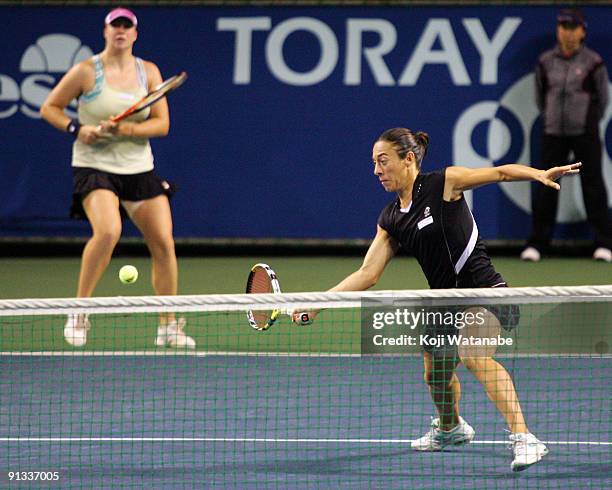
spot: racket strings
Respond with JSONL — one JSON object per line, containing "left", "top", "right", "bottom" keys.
{"left": 248, "top": 271, "right": 273, "bottom": 294}
{"left": 247, "top": 269, "right": 274, "bottom": 328}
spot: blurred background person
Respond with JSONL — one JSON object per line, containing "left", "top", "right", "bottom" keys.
{"left": 40, "top": 7, "right": 195, "bottom": 348}
{"left": 521, "top": 8, "right": 611, "bottom": 262}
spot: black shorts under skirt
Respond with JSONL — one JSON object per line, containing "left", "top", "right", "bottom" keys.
{"left": 421, "top": 283, "right": 520, "bottom": 354}
{"left": 70, "top": 167, "right": 176, "bottom": 220}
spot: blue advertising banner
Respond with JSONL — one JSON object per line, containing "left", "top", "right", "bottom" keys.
{"left": 1, "top": 6, "right": 610, "bottom": 240}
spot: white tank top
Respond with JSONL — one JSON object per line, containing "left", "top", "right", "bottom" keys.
{"left": 72, "top": 55, "right": 154, "bottom": 174}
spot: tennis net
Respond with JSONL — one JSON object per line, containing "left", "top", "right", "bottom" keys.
{"left": 0, "top": 285, "right": 610, "bottom": 489}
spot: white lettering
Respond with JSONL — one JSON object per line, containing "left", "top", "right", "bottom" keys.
{"left": 383, "top": 311, "right": 395, "bottom": 325}
{"left": 345, "top": 19, "right": 396, "bottom": 86}
{"left": 0, "top": 74, "right": 19, "bottom": 118}
{"left": 218, "top": 16, "right": 520, "bottom": 87}
{"left": 217, "top": 17, "right": 272, "bottom": 84}
{"left": 372, "top": 312, "right": 385, "bottom": 329}
{"left": 460, "top": 335, "right": 513, "bottom": 346}
{"left": 266, "top": 17, "right": 338, "bottom": 86}
{"left": 372, "top": 334, "right": 416, "bottom": 346}
{"left": 20, "top": 74, "right": 55, "bottom": 118}
{"left": 463, "top": 18, "right": 521, "bottom": 84}
{"left": 447, "top": 335, "right": 461, "bottom": 346}
{"left": 399, "top": 19, "right": 470, "bottom": 86}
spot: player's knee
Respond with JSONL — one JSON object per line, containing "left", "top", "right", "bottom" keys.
{"left": 93, "top": 227, "right": 121, "bottom": 248}
{"left": 461, "top": 356, "right": 490, "bottom": 372}
{"left": 148, "top": 235, "right": 175, "bottom": 258}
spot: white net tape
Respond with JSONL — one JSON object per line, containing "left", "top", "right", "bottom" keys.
{"left": 0, "top": 285, "right": 610, "bottom": 316}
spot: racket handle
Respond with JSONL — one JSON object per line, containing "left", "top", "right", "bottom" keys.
{"left": 293, "top": 312, "right": 313, "bottom": 326}
{"left": 279, "top": 310, "right": 313, "bottom": 325}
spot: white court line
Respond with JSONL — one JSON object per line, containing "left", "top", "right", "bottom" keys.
{"left": 0, "top": 437, "right": 609, "bottom": 445}
{"left": 0, "top": 351, "right": 610, "bottom": 358}
{"left": 0, "top": 351, "right": 359, "bottom": 357}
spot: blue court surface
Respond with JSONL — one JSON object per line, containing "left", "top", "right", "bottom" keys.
{"left": 1, "top": 355, "right": 610, "bottom": 489}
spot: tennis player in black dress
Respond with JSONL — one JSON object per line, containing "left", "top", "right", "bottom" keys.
{"left": 297, "top": 127, "right": 580, "bottom": 471}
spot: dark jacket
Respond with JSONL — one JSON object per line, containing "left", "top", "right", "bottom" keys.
{"left": 536, "top": 45, "right": 609, "bottom": 136}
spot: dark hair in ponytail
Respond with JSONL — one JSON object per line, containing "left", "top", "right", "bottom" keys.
{"left": 377, "top": 128, "right": 430, "bottom": 169}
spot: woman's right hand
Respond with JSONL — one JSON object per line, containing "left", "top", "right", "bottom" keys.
{"left": 292, "top": 311, "right": 317, "bottom": 326}
{"left": 77, "top": 125, "right": 103, "bottom": 145}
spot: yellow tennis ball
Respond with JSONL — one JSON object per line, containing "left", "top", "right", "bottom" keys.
{"left": 119, "top": 265, "right": 138, "bottom": 284}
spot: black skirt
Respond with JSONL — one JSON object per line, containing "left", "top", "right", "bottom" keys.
{"left": 70, "top": 167, "right": 176, "bottom": 219}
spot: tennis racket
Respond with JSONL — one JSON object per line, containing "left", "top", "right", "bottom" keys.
{"left": 110, "top": 71, "right": 187, "bottom": 123}
{"left": 245, "top": 263, "right": 311, "bottom": 331}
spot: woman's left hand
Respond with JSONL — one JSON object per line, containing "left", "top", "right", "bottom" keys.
{"left": 98, "top": 118, "right": 119, "bottom": 134}
{"left": 539, "top": 162, "right": 581, "bottom": 190}
{"left": 98, "top": 118, "right": 135, "bottom": 137}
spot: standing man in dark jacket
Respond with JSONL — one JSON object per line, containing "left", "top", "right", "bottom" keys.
{"left": 521, "top": 8, "right": 611, "bottom": 262}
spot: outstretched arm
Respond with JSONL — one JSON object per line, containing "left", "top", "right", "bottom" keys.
{"left": 330, "top": 225, "right": 398, "bottom": 292}
{"left": 444, "top": 163, "right": 581, "bottom": 201}
{"left": 292, "top": 226, "right": 398, "bottom": 324}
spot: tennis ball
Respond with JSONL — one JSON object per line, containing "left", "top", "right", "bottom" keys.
{"left": 119, "top": 265, "right": 138, "bottom": 284}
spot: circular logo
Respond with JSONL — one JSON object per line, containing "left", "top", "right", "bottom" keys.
{"left": 453, "top": 74, "right": 612, "bottom": 223}
{"left": 18, "top": 34, "right": 94, "bottom": 119}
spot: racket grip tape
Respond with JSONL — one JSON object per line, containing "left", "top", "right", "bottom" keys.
{"left": 293, "top": 312, "right": 313, "bottom": 326}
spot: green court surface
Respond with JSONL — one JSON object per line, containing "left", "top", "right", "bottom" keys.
{"left": 1, "top": 256, "right": 610, "bottom": 299}
{"left": 0, "top": 256, "right": 609, "bottom": 355}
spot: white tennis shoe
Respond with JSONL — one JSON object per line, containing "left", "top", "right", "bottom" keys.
{"left": 155, "top": 317, "right": 196, "bottom": 349}
{"left": 411, "top": 417, "right": 475, "bottom": 451}
{"left": 509, "top": 432, "right": 548, "bottom": 471}
{"left": 520, "top": 247, "right": 541, "bottom": 262}
{"left": 593, "top": 247, "right": 612, "bottom": 262}
{"left": 64, "top": 313, "right": 90, "bottom": 347}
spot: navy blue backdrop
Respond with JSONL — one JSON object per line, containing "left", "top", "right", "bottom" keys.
{"left": 1, "top": 6, "right": 610, "bottom": 240}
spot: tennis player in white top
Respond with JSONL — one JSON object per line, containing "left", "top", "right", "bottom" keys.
{"left": 40, "top": 7, "right": 194, "bottom": 349}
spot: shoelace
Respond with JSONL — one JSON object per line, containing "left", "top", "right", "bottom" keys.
{"left": 74, "top": 314, "right": 90, "bottom": 331}
{"left": 425, "top": 427, "right": 439, "bottom": 439}
{"left": 505, "top": 429, "right": 520, "bottom": 451}
{"left": 164, "top": 317, "right": 187, "bottom": 332}
{"left": 173, "top": 317, "right": 187, "bottom": 333}
{"left": 415, "top": 417, "right": 440, "bottom": 443}
{"left": 427, "top": 417, "right": 461, "bottom": 441}
{"left": 510, "top": 438, "right": 526, "bottom": 453}
{"left": 427, "top": 417, "right": 441, "bottom": 438}
{"left": 506, "top": 431, "right": 536, "bottom": 453}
